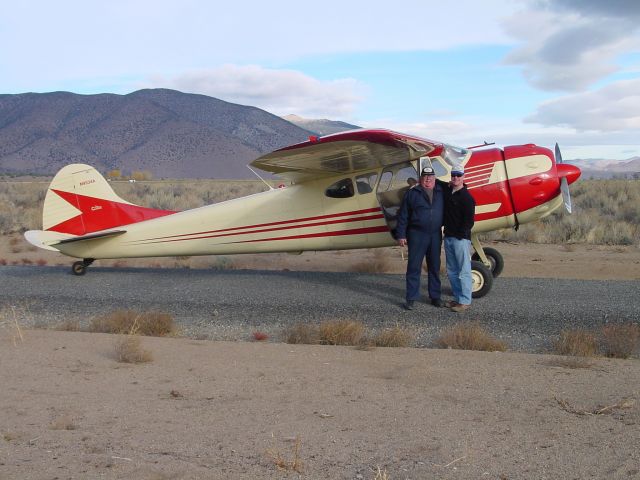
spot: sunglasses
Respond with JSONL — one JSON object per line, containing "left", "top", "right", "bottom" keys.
{"left": 451, "top": 173, "right": 464, "bottom": 178}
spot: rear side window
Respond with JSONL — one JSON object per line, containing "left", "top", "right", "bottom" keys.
{"left": 325, "top": 178, "right": 354, "bottom": 198}
{"left": 355, "top": 172, "right": 378, "bottom": 194}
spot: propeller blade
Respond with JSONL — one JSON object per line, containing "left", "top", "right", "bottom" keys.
{"left": 560, "top": 177, "right": 572, "bottom": 214}
{"left": 555, "top": 143, "right": 572, "bottom": 213}
{"left": 555, "top": 143, "right": 563, "bottom": 163}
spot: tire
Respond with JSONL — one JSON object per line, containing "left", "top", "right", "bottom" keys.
{"left": 472, "top": 247, "right": 504, "bottom": 278}
{"left": 471, "top": 260, "right": 493, "bottom": 298}
{"left": 71, "top": 261, "right": 86, "bottom": 276}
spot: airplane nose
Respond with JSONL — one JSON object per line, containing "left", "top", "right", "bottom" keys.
{"left": 557, "top": 163, "right": 581, "bottom": 185}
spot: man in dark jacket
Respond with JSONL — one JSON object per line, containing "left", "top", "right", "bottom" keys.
{"left": 396, "top": 165, "right": 446, "bottom": 310}
{"left": 443, "top": 166, "right": 476, "bottom": 312}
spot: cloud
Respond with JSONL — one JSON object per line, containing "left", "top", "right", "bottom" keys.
{"left": 147, "top": 65, "right": 365, "bottom": 118}
{"left": 525, "top": 78, "right": 640, "bottom": 131}
{"left": 502, "top": 1, "right": 640, "bottom": 91}
{"left": 547, "top": 0, "right": 640, "bottom": 19}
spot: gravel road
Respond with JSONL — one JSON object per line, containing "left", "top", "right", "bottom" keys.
{"left": 1, "top": 266, "right": 638, "bottom": 353}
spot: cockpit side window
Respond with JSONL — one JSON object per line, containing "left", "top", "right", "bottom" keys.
{"left": 325, "top": 178, "right": 354, "bottom": 198}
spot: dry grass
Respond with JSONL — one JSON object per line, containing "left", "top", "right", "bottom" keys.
{"left": 114, "top": 335, "right": 153, "bottom": 363}
{"left": 555, "top": 396, "right": 635, "bottom": 416}
{"left": 373, "top": 325, "right": 412, "bottom": 347}
{"left": 54, "top": 319, "right": 81, "bottom": 332}
{"left": 542, "top": 357, "right": 595, "bottom": 369}
{"left": 435, "top": 321, "right": 507, "bottom": 352}
{"left": 89, "top": 310, "right": 175, "bottom": 336}
{"left": 553, "top": 329, "right": 598, "bottom": 357}
{"left": 283, "top": 323, "right": 320, "bottom": 345}
{"left": 601, "top": 323, "right": 640, "bottom": 359}
{"left": 373, "top": 466, "right": 390, "bottom": 480}
{"left": 49, "top": 416, "right": 77, "bottom": 430}
{"left": 266, "top": 436, "right": 303, "bottom": 473}
{"left": 318, "top": 320, "right": 365, "bottom": 346}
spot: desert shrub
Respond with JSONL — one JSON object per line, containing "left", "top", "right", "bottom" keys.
{"left": 283, "top": 323, "right": 320, "bottom": 344}
{"left": 435, "top": 321, "right": 507, "bottom": 352}
{"left": 89, "top": 310, "right": 175, "bottom": 336}
{"left": 373, "top": 325, "right": 412, "bottom": 347}
{"left": 318, "top": 320, "right": 366, "bottom": 346}
{"left": 114, "top": 335, "right": 153, "bottom": 363}
{"left": 601, "top": 323, "right": 640, "bottom": 359}
{"left": 49, "top": 416, "right": 77, "bottom": 430}
{"left": 55, "top": 320, "right": 81, "bottom": 331}
{"left": 554, "top": 329, "right": 598, "bottom": 356}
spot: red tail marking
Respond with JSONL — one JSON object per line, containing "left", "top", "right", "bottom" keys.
{"left": 46, "top": 189, "right": 176, "bottom": 235}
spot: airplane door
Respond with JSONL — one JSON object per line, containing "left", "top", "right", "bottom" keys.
{"left": 375, "top": 161, "right": 418, "bottom": 239}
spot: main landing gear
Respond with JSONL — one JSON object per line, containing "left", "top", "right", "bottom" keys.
{"left": 469, "top": 234, "right": 505, "bottom": 298}
{"left": 71, "top": 258, "right": 94, "bottom": 276}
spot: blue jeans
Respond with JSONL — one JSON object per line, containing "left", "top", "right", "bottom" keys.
{"left": 406, "top": 230, "right": 442, "bottom": 301}
{"left": 444, "top": 237, "right": 472, "bottom": 305}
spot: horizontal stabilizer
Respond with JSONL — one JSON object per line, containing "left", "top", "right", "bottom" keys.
{"left": 53, "top": 229, "right": 127, "bottom": 245}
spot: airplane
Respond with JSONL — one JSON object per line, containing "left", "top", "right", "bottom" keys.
{"left": 24, "top": 129, "right": 581, "bottom": 298}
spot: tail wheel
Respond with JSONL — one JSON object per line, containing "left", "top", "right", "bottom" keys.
{"left": 472, "top": 247, "right": 504, "bottom": 278}
{"left": 471, "top": 260, "right": 493, "bottom": 298}
{"left": 71, "top": 261, "right": 87, "bottom": 276}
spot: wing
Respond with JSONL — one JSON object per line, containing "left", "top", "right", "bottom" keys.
{"left": 251, "top": 129, "right": 443, "bottom": 182}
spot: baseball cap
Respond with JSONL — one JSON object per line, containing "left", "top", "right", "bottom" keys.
{"left": 420, "top": 166, "right": 435, "bottom": 176}
{"left": 451, "top": 166, "right": 464, "bottom": 175}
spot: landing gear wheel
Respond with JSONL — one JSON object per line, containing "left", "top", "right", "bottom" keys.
{"left": 471, "top": 260, "right": 493, "bottom": 298}
{"left": 71, "top": 261, "right": 86, "bottom": 276}
{"left": 71, "top": 258, "right": 94, "bottom": 276}
{"left": 472, "top": 247, "right": 504, "bottom": 278}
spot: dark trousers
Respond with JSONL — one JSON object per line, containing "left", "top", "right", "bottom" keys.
{"left": 406, "top": 230, "right": 442, "bottom": 301}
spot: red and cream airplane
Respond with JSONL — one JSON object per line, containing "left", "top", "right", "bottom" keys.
{"left": 25, "top": 129, "right": 581, "bottom": 297}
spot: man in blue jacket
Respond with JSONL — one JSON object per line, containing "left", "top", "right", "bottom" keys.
{"left": 396, "top": 165, "right": 446, "bottom": 310}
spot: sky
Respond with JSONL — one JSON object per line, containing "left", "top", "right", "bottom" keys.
{"left": 1, "top": 0, "right": 639, "bottom": 160}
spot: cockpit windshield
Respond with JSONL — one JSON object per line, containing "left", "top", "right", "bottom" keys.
{"left": 442, "top": 144, "right": 470, "bottom": 167}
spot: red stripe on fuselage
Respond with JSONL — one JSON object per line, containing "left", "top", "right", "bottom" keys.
{"left": 133, "top": 212, "right": 386, "bottom": 245}
{"left": 135, "top": 206, "right": 384, "bottom": 242}
{"left": 228, "top": 225, "right": 391, "bottom": 244}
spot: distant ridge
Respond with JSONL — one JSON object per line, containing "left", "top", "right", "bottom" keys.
{"left": 0, "top": 89, "right": 312, "bottom": 178}
{"left": 282, "top": 114, "right": 361, "bottom": 136}
{"left": 569, "top": 157, "right": 640, "bottom": 179}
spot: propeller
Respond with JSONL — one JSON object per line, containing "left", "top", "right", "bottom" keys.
{"left": 555, "top": 143, "right": 572, "bottom": 214}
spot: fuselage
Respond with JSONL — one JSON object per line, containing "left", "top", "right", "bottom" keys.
{"left": 55, "top": 144, "right": 580, "bottom": 260}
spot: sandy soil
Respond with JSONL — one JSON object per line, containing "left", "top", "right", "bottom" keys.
{"left": 3, "top": 234, "right": 640, "bottom": 280}
{"left": 2, "top": 238, "right": 639, "bottom": 478}
{"left": 1, "top": 329, "right": 638, "bottom": 480}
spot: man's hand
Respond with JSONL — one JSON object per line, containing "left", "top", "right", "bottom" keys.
{"left": 398, "top": 238, "right": 407, "bottom": 247}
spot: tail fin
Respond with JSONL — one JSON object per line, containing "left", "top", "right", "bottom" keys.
{"left": 43, "top": 164, "right": 175, "bottom": 236}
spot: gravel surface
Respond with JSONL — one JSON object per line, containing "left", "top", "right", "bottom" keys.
{"left": 1, "top": 265, "right": 638, "bottom": 353}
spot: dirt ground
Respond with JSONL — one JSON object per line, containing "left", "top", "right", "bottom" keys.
{"left": 1, "top": 330, "right": 638, "bottom": 480}
{"left": 2, "top": 238, "right": 639, "bottom": 479}
{"left": 3, "top": 233, "right": 640, "bottom": 280}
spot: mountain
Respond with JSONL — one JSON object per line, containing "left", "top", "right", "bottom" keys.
{"left": 569, "top": 157, "right": 640, "bottom": 179}
{"left": 282, "top": 114, "right": 361, "bottom": 136}
{"left": 0, "top": 89, "right": 313, "bottom": 178}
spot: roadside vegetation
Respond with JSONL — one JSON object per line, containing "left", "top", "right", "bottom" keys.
{"left": 0, "top": 177, "right": 638, "bottom": 246}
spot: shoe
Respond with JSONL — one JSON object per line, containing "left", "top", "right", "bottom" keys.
{"left": 431, "top": 298, "right": 443, "bottom": 308}
{"left": 444, "top": 300, "right": 457, "bottom": 308}
{"left": 404, "top": 300, "right": 415, "bottom": 310}
{"left": 451, "top": 304, "right": 470, "bottom": 313}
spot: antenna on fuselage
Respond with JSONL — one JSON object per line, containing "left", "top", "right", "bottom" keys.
{"left": 247, "top": 165, "right": 275, "bottom": 191}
